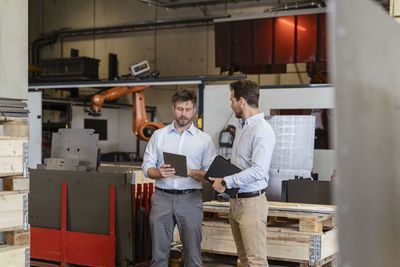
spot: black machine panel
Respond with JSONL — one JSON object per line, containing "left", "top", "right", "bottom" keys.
{"left": 29, "top": 169, "right": 134, "bottom": 266}
{"left": 281, "top": 179, "right": 332, "bottom": 205}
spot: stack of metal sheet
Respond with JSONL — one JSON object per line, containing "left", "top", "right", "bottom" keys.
{"left": 266, "top": 115, "right": 316, "bottom": 201}
{"left": 0, "top": 98, "right": 28, "bottom": 118}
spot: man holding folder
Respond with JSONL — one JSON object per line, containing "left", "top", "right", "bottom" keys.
{"left": 210, "top": 80, "right": 276, "bottom": 267}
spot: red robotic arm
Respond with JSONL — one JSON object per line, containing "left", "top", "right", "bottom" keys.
{"left": 90, "top": 86, "right": 165, "bottom": 141}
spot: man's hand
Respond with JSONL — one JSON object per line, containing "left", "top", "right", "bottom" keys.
{"left": 159, "top": 164, "right": 175, "bottom": 178}
{"left": 209, "top": 177, "right": 226, "bottom": 193}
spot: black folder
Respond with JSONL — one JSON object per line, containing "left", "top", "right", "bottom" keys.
{"left": 205, "top": 156, "right": 241, "bottom": 198}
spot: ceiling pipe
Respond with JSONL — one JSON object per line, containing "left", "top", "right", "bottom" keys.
{"left": 266, "top": 0, "right": 326, "bottom": 12}
{"left": 139, "top": 0, "right": 265, "bottom": 9}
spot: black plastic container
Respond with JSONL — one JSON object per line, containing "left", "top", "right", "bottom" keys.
{"left": 40, "top": 57, "right": 100, "bottom": 81}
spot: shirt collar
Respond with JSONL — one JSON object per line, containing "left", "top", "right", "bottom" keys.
{"left": 240, "top": 113, "right": 265, "bottom": 128}
{"left": 168, "top": 121, "right": 197, "bottom": 136}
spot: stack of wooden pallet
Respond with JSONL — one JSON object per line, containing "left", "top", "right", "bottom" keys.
{"left": 202, "top": 201, "right": 338, "bottom": 267}
{"left": 0, "top": 118, "right": 30, "bottom": 266}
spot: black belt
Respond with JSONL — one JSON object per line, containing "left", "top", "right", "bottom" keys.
{"left": 157, "top": 188, "right": 199, "bottom": 194}
{"left": 235, "top": 188, "right": 267, "bottom": 199}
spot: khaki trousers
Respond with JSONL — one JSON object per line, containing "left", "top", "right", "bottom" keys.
{"left": 229, "top": 193, "right": 269, "bottom": 267}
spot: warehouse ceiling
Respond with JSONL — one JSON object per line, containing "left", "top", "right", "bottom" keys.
{"left": 139, "top": 0, "right": 390, "bottom": 12}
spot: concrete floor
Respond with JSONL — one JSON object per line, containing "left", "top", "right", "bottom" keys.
{"left": 202, "top": 254, "right": 287, "bottom": 267}
{"left": 202, "top": 253, "right": 237, "bottom": 266}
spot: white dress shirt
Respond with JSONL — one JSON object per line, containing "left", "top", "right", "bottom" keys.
{"left": 224, "top": 113, "right": 276, "bottom": 193}
{"left": 142, "top": 121, "right": 216, "bottom": 190}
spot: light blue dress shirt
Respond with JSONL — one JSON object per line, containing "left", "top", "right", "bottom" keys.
{"left": 142, "top": 122, "right": 216, "bottom": 190}
{"left": 224, "top": 113, "right": 276, "bottom": 193}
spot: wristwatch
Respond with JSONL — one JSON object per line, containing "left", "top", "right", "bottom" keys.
{"left": 221, "top": 179, "right": 226, "bottom": 187}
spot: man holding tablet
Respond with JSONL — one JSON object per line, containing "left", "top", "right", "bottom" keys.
{"left": 142, "top": 89, "right": 216, "bottom": 267}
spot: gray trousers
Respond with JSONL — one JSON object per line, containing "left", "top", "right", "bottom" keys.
{"left": 150, "top": 189, "right": 203, "bottom": 267}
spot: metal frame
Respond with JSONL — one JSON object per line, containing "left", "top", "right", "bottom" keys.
{"left": 215, "top": 7, "right": 327, "bottom": 23}
{"left": 28, "top": 79, "right": 202, "bottom": 90}
{"left": 132, "top": 183, "right": 154, "bottom": 264}
{"left": 259, "top": 83, "right": 332, "bottom": 89}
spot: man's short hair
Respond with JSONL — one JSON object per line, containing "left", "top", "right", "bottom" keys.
{"left": 230, "top": 80, "right": 259, "bottom": 108}
{"left": 172, "top": 89, "right": 197, "bottom": 106}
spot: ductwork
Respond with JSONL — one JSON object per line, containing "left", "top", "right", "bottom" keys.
{"left": 139, "top": 0, "right": 271, "bottom": 8}
{"left": 138, "top": 0, "right": 326, "bottom": 9}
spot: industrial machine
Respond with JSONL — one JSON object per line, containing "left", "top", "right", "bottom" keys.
{"left": 218, "top": 125, "right": 235, "bottom": 148}
{"left": 29, "top": 129, "right": 153, "bottom": 267}
{"left": 129, "top": 60, "right": 150, "bottom": 77}
{"left": 87, "top": 85, "right": 164, "bottom": 141}
{"left": 281, "top": 178, "right": 332, "bottom": 204}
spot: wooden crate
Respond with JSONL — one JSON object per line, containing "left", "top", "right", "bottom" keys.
{"left": 0, "top": 191, "right": 28, "bottom": 232}
{"left": 1, "top": 117, "right": 29, "bottom": 137}
{"left": 0, "top": 190, "right": 30, "bottom": 259}
{"left": 0, "top": 245, "right": 30, "bottom": 267}
{"left": 1, "top": 176, "right": 30, "bottom": 246}
{"left": 202, "top": 201, "right": 338, "bottom": 266}
{"left": 3, "top": 229, "right": 30, "bottom": 246}
{"left": 0, "top": 118, "right": 30, "bottom": 266}
{"left": 0, "top": 137, "right": 28, "bottom": 177}
{"left": 3, "top": 175, "right": 29, "bottom": 192}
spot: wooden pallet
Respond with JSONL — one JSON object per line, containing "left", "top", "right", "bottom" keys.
{"left": 238, "top": 256, "right": 337, "bottom": 267}
{"left": 202, "top": 201, "right": 338, "bottom": 267}
{"left": 204, "top": 201, "right": 336, "bottom": 233}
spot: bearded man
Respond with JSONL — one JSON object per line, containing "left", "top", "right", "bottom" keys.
{"left": 210, "top": 80, "right": 276, "bottom": 267}
{"left": 142, "top": 89, "right": 216, "bottom": 267}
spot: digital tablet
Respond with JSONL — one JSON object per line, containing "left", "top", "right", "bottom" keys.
{"left": 163, "top": 152, "right": 188, "bottom": 177}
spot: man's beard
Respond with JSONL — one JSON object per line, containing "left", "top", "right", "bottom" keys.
{"left": 176, "top": 116, "right": 191, "bottom": 127}
{"left": 234, "top": 108, "right": 243, "bottom": 119}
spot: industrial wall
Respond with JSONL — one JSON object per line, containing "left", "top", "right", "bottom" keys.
{"left": 0, "top": 0, "right": 28, "bottom": 99}
{"left": 28, "top": 0, "right": 310, "bottom": 85}
{"left": 29, "top": 0, "right": 324, "bottom": 163}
